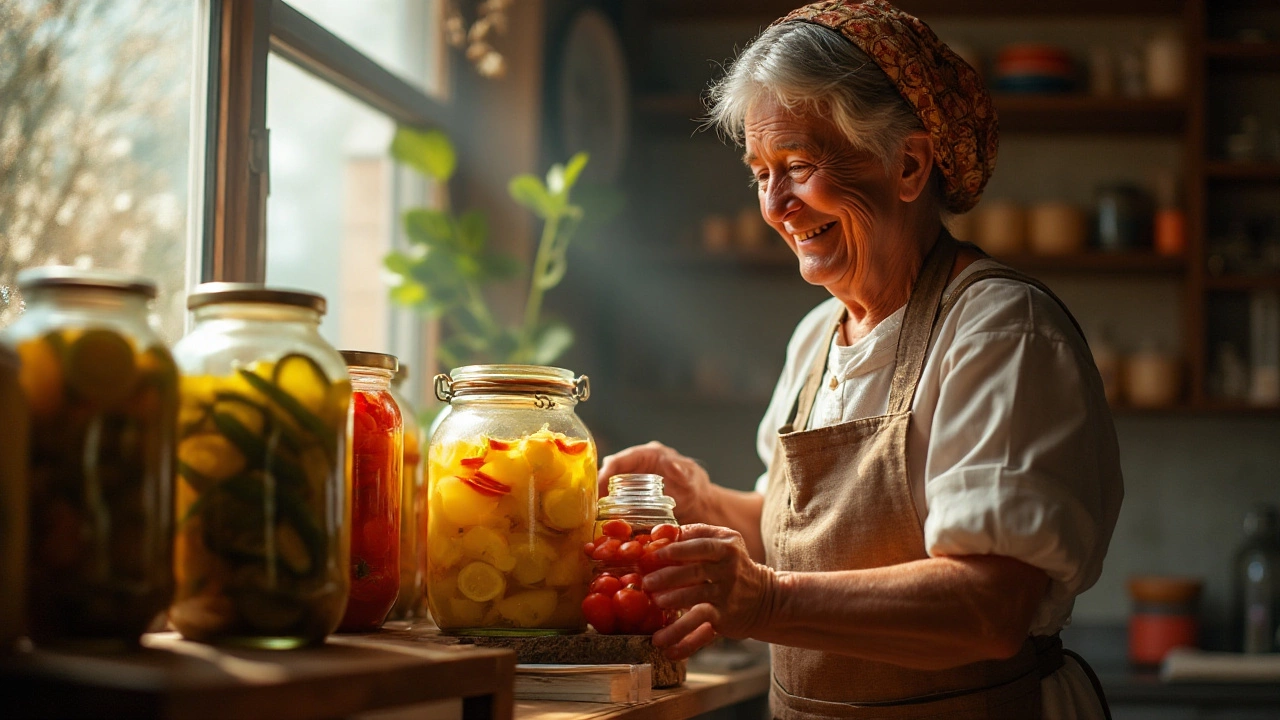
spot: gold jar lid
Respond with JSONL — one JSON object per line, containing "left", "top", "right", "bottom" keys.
{"left": 17, "top": 266, "right": 157, "bottom": 299}
{"left": 187, "top": 282, "right": 326, "bottom": 314}
{"left": 340, "top": 350, "right": 399, "bottom": 372}
{"left": 435, "top": 364, "right": 589, "bottom": 403}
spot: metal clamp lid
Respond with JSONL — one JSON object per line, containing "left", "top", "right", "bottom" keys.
{"left": 434, "top": 364, "right": 590, "bottom": 404}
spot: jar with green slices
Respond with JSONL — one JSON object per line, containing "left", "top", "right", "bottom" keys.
{"left": 170, "top": 284, "right": 351, "bottom": 649}
{"left": 3, "top": 267, "right": 176, "bottom": 649}
{"left": 0, "top": 343, "right": 28, "bottom": 652}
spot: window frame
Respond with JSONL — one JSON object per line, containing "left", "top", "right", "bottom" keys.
{"left": 202, "top": 0, "right": 452, "bottom": 284}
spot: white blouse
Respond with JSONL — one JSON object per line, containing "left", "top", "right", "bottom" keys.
{"left": 754, "top": 264, "right": 1124, "bottom": 635}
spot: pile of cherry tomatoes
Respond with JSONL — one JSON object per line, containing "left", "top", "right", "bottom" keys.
{"left": 580, "top": 520, "right": 681, "bottom": 635}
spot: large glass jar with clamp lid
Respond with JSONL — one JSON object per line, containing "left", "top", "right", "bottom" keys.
{"left": 427, "top": 365, "right": 596, "bottom": 635}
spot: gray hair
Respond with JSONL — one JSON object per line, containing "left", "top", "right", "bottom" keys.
{"left": 707, "top": 22, "right": 923, "bottom": 171}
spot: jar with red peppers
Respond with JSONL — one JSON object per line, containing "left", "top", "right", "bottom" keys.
{"left": 337, "top": 351, "right": 403, "bottom": 632}
{"left": 581, "top": 474, "right": 680, "bottom": 635}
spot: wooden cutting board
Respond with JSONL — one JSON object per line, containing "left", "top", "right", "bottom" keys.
{"left": 379, "top": 622, "right": 687, "bottom": 688}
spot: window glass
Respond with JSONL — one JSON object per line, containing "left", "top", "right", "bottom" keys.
{"left": 0, "top": 0, "right": 198, "bottom": 342}
{"left": 284, "top": 0, "right": 444, "bottom": 97}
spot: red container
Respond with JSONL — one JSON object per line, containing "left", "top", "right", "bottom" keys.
{"left": 1127, "top": 576, "right": 1202, "bottom": 666}
{"left": 338, "top": 352, "right": 403, "bottom": 632}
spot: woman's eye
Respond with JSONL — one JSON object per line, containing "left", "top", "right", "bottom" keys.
{"left": 751, "top": 172, "right": 768, "bottom": 188}
{"left": 788, "top": 164, "right": 810, "bottom": 176}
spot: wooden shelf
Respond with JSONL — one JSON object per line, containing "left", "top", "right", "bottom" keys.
{"left": 645, "top": 0, "right": 1184, "bottom": 22}
{"left": 634, "top": 93, "right": 1187, "bottom": 136}
{"left": 1205, "top": 41, "right": 1280, "bottom": 72}
{"left": 1204, "top": 273, "right": 1280, "bottom": 291}
{"left": 1205, "top": 161, "right": 1280, "bottom": 181}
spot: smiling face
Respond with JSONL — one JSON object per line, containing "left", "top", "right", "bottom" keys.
{"left": 744, "top": 96, "right": 922, "bottom": 298}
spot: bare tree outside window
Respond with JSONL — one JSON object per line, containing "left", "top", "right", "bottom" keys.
{"left": 0, "top": 0, "right": 195, "bottom": 341}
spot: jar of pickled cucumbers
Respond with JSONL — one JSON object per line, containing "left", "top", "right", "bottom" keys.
{"left": 170, "top": 284, "right": 350, "bottom": 649}
{"left": 337, "top": 351, "right": 402, "bottom": 632}
{"left": 582, "top": 474, "right": 680, "bottom": 635}
{"left": 0, "top": 343, "right": 28, "bottom": 651}
{"left": 428, "top": 365, "right": 596, "bottom": 635}
{"left": 3, "top": 267, "right": 177, "bottom": 649}
{"left": 388, "top": 365, "right": 426, "bottom": 620}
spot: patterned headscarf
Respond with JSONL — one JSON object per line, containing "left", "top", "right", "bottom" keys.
{"left": 773, "top": 0, "right": 998, "bottom": 213}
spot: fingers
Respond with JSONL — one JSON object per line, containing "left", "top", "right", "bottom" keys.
{"left": 597, "top": 441, "right": 673, "bottom": 485}
{"left": 643, "top": 561, "right": 710, "bottom": 593}
{"left": 652, "top": 602, "right": 716, "bottom": 648}
{"left": 651, "top": 583, "right": 718, "bottom": 611}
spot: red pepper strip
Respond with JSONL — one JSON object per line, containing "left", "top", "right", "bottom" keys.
{"left": 487, "top": 438, "right": 513, "bottom": 451}
{"left": 460, "top": 476, "right": 505, "bottom": 497}
{"left": 554, "top": 437, "right": 588, "bottom": 455}
{"left": 460, "top": 456, "right": 486, "bottom": 469}
{"left": 471, "top": 470, "right": 512, "bottom": 494}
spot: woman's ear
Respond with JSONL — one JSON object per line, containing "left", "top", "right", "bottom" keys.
{"left": 897, "top": 132, "right": 935, "bottom": 203}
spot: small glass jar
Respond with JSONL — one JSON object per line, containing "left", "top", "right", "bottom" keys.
{"left": 427, "top": 365, "right": 596, "bottom": 635}
{"left": 338, "top": 351, "right": 403, "bottom": 632}
{"left": 388, "top": 365, "right": 426, "bottom": 620}
{"left": 0, "top": 344, "right": 28, "bottom": 651}
{"left": 582, "top": 474, "right": 680, "bottom": 635}
{"left": 3, "top": 267, "right": 176, "bottom": 648}
{"left": 170, "top": 284, "right": 351, "bottom": 649}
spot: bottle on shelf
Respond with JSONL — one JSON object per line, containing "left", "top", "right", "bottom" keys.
{"left": 1232, "top": 504, "right": 1280, "bottom": 653}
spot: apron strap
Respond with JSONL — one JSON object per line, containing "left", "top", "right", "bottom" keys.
{"left": 885, "top": 230, "right": 958, "bottom": 415}
{"left": 935, "top": 257, "right": 1090, "bottom": 348}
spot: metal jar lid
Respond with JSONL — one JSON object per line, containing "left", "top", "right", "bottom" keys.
{"left": 16, "top": 266, "right": 157, "bottom": 299}
{"left": 435, "top": 364, "right": 589, "bottom": 403}
{"left": 187, "top": 282, "right": 326, "bottom": 314}
{"left": 340, "top": 350, "right": 399, "bottom": 372}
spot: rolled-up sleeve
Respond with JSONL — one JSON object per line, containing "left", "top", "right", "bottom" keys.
{"left": 922, "top": 318, "right": 1123, "bottom": 631}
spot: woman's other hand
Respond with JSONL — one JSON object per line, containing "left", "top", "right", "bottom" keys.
{"left": 597, "top": 442, "right": 714, "bottom": 524}
{"left": 642, "top": 523, "right": 779, "bottom": 660}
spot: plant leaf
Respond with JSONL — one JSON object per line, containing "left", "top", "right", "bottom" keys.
{"left": 478, "top": 252, "right": 522, "bottom": 280}
{"left": 383, "top": 251, "right": 417, "bottom": 276}
{"left": 508, "top": 174, "right": 552, "bottom": 218}
{"left": 404, "top": 209, "right": 454, "bottom": 246}
{"left": 546, "top": 163, "right": 566, "bottom": 195}
{"left": 532, "top": 321, "right": 574, "bottom": 365}
{"left": 562, "top": 152, "right": 589, "bottom": 190}
{"left": 391, "top": 127, "right": 456, "bottom": 182}
{"left": 456, "top": 210, "right": 488, "bottom": 254}
{"left": 390, "top": 281, "right": 427, "bottom": 306}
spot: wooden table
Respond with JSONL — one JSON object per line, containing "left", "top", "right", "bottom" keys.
{"left": 515, "top": 663, "right": 770, "bottom": 720}
{"left": 0, "top": 632, "right": 515, "bottom": 720}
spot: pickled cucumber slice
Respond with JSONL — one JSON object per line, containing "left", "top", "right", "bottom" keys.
{"left": 211, "top": 394, "right": 268, "bottom": 436}
{"left": 275, "top": 523, "right": 312, "bottom": 576}
{"left": 272, "top": 353, "right": 329, "bottom": 417}
{"left": 178, "top": 434, "right": 246, "bottom": 489}
{"left": 66, "top": 329, "right": 136, "bottom": 406}
{"left": 211, "top": 411, "right": 307, "bottom": 492}
{"left": 238, "top": 369, "right": 334, "bottom": 446}
{"left": 457, "top": 561, "right": 506, "bottom": 602}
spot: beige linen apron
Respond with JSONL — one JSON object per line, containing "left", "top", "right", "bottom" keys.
{"left": 761, "top": 232, "right": 1098, "bottom": 720}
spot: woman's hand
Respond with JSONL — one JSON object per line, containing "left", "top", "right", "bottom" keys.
{"left": 642, "top": 523, "right": 780, "bottom": 660}
{"left": 597, "top": 442, "right": 715, "bottom": 525}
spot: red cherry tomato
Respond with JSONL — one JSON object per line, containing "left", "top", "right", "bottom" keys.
{"left": 590, "top": 574, "right": 622, "bottom": 596}
{"left": 582, "top": 592, "right": 616, "bottom": 634}
{"left": 651, "top": 524, "right": 680, "bottom": 543}
{"left": 639, "top": 549, "right": 668, "bottom": 575}
{"left": 613, "top": 587, "right": 651, "bottom": 625}
{"left": 592, "top": 538, "right": 622, "bottom": 562}
{"left": 592, "top": 534, "right": 609, "bottom": 547}
{"left": 639, "top": 605, "right": 666, "bottom": 635}
{"left": 617, "top": 541, "right": 644, "bottom": 563}
{"left": 619, "top": 572, "right": 643, "bottom": 589}
{"left": 582, "top": 542, "right": 596, "bottom": 558}
{"left": 601, "top": 519, "right": 633, "bottom": 539}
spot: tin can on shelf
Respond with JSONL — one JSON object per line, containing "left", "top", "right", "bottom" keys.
{"left": 3, "top": 267, "right": 177, "bottom": 648}
{"left": 170, "top": 284, "right": 351, "bottom": 649}
{"left": 427, "top": 365, "right": 596, "bottom": 635}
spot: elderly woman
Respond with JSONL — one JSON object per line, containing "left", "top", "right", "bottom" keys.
{"left": 598, "top": 1, "right": 1123, "bottom": 718}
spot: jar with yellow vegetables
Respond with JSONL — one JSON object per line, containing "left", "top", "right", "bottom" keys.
{"left": 170, "top": 285, "right": 351, "bottom": 649}
{"left": 388, "top": 364, "right": 426, "bottom": 620}
{"left": 428, "top": 365, "right": 596, "bottom": 635}
{"left": 3, "top": 267, "right": 176, "bottom": 649}
{"left": 0, "top": 343, "right": 28, "bottom": 651}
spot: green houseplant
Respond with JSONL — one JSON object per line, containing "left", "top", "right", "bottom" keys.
{"left": 384, "top": 127, "right": 606, "bottom": 370}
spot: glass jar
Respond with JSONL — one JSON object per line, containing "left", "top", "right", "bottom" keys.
{"left": 3, "top": 267, "right": 176, "bottom": 648}
{"left": 388, "top": 365, "right": 426, "bottom": 620}
{"left": 0, "top": 344, "right": 28, "bottom": 651}
{"left": 427, "top": 365, "right": 596, "bottom": 635}
{"left": 582, "top": 474, "right": 680, "bottom": 635}
{"left": 170, "top": 284, "right": 350, "bottom": 648}
{"left": 337, "top": 351, "right": 403, "bottom": 632}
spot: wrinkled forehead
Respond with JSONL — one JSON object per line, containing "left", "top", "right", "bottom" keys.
{"left": 742, "top": 97, "right": 846, "bottom": 165}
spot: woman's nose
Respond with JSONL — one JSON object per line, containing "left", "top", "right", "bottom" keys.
{"left": 762, "top": 180, "right": 802, "bottom": 224}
